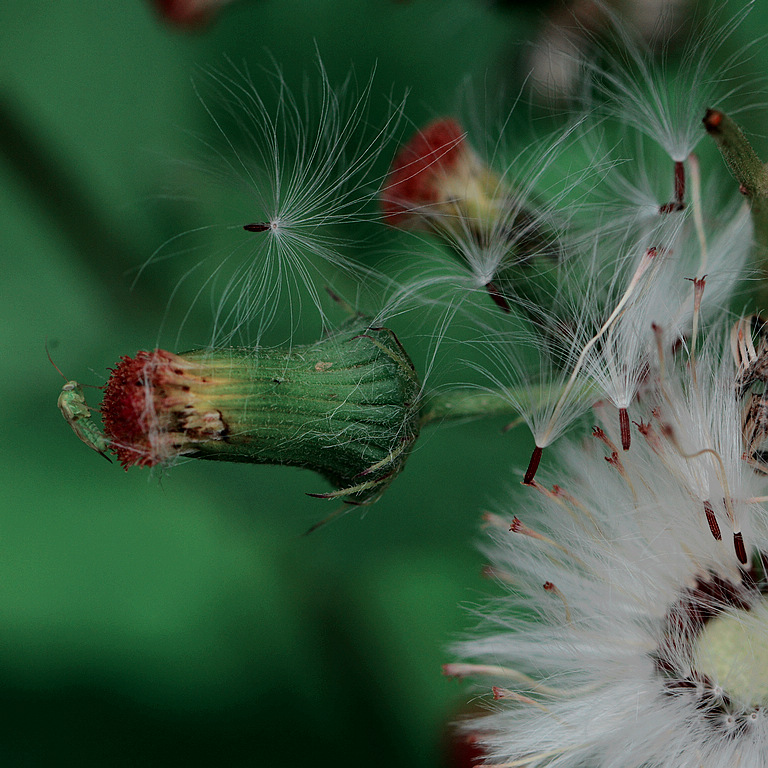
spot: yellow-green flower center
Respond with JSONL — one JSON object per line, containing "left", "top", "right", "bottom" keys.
{"left": 693, "top": 600, "right": 768, "bottom": 707}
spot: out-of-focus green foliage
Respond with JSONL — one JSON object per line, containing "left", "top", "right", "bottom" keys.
{"left": 2, "top": 1, "right": 766, "bottom": 765}
{"left": 0, "top": 2, "right": 519, "bottom": 765}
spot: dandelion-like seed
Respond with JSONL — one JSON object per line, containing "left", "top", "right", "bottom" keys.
{"left": 588, "top": 5, "right": 754, "bottom": 155}
{"left": 578, "top": 3, "right": 757, "bottom": 221}
{"left": 139, "top": 58, "right": 405, "bottom": 347}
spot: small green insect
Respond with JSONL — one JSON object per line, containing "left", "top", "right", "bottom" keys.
{"left": 48, "top": 346, "right": 112, "bottom": 462}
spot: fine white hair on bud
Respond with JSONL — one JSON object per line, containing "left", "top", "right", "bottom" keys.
{"left": 136, "top": 56, "right": 406, "bottom": 347}
{"left": 452, "top": 327, "right": 768, "bottom": 768}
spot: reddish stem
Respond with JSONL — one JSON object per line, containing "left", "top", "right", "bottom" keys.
{"left": 734, "top": 531, "right": 747, "bottom": 565}
{"left": 523, "top": 445, "right": 543, "bottom": 485}
{"left": 486, "top": 281, "right": 511, "bottom": 313}
{"left": 658, "top": 161, "right": 686, "bottom": 213}
{"left": 619, "top": 407, "right": 631, "bottom": 451}
{"left": 703, "top": 501, "right": 721, "bottom": 541}
{"left": 674, "top": 160, "right": 685, "bottom": 206}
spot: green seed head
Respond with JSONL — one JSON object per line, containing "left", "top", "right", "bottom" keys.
{"left": 693, "top": 600, "right": 768, "bottom": 708}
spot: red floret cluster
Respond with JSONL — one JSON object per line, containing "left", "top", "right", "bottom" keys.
{"left": 151, "top": 0, "right": 218, "bottom": 27}
{"left": 381, "top": 118, "right": 466, "bottom": 226}
{"left": 101, "top": 350, "right": 177, "bottom": 469}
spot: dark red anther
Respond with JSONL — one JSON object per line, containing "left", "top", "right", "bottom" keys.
{"left": 523, "top": 445, "right": 543, "bottom": 485}
{"left": 734, "top": 531, "right": 748, "bottom": 565}
{"left": 619, "top": 407, "right": 631, "bottom": 451}
{"left": 243, "top": 222, "right": 271, "bottom": 232}
{"left": 703, "top": 501, "right": 722, "bottom": 541}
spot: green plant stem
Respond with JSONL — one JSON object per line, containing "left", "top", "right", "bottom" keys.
{"left": 703, "top": 109, "right": 768, "bottom": 305}
{"left": 419, "top": 380, "right": 600, "bottom": 428}
{"left": 419, "top": 390, "right": 523, "bottom": 426}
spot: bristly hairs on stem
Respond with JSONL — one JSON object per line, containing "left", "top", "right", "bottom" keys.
{"left": 133, "top": 53, "right": 407, "bottom": 349}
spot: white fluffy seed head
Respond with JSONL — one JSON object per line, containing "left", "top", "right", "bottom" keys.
{"left": 456, "top": 326, "right": 768, "bottom": 768}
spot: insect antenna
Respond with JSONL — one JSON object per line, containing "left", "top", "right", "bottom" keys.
{"left": 45, "top": 340, "right": 69, "bottom": 382}
{"left": 45, "top": 341, "right": 103, "bottom": 389}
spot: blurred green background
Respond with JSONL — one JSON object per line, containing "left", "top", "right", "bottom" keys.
{"left": 1, "top": 1, "right": 766, "bottom": 766}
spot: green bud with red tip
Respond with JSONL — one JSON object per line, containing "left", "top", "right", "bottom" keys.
{"left": 100, "top": 316, "right": 421, "bottom": 504}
